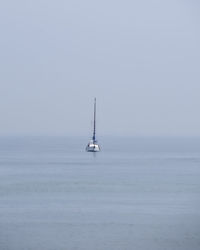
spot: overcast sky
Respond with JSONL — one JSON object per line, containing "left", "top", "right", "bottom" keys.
{"left": 0, "top": 0, "right": 200, "bottom": 136}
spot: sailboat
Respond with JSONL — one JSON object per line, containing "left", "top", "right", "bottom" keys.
{"left": 86, "top": 98, "right": 100, "bottom": 152}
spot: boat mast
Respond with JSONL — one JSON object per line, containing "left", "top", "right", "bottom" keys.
{"left": 92, "top": 98, "right": 96, "bottom": 141}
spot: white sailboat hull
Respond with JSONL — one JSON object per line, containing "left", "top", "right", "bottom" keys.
{"left": 86, "top": 142, "right": 100, "bottom": 152}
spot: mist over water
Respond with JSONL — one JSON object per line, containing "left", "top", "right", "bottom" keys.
{"left": 0, "top": 1, "right": 200, "bottom": 137}
{"left": 0, "top": 137, "right": 200, "bottom": 250}
{"left": 0, "top": 1, "right": 200, "bottom": 248}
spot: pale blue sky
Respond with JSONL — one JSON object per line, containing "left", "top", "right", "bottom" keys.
{"left": 0, "top": 0, "right": 200, "bottom": 136}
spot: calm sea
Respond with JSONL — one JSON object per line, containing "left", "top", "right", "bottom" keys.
{"left": 0, "top": 137, "right": 200, "bottom": 250}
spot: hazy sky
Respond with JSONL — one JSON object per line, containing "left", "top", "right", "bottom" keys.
{"left": 0, "top": 0, "right": 200, "bottom": 136}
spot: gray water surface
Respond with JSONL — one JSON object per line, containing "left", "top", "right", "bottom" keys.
{"left": 0, "top": 137, "right": 200, "bottom": 250}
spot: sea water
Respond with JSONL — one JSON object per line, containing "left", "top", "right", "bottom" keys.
{"left": 0, "top": 137, "right": 200, "bottom": 250}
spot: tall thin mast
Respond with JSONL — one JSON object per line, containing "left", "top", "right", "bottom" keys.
{"left": 92, "top": 98, "right": 96, "bottom": 141}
